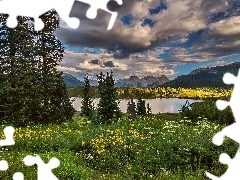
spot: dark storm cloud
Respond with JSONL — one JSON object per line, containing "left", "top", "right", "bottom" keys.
{"left": 90, "top": 59, "right": 100, "bottom": 65}
{"left": 55, "top": 0, "right": 163, "bottom": 55}
{"left": 103, "top": 61, "right": 115, "bottom": 67}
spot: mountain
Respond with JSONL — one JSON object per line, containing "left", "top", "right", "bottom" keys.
{"left": 115, "top": 75, "right": 170, "bottom": 88}
{"left": 61, "top": 73, "right": 84, "bottom": 87}
{"left": 62, "top": 73, "right": 170, "bottom": 88}
{"left": 161, "top": 62, "right": 240, "bottom": 88}
{"left": 89, "top": 79, "right": 98, "bottom": 87}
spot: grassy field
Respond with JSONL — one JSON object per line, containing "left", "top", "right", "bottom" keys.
{"left": 0, "top": 113, "right": 237, "bottom": 179}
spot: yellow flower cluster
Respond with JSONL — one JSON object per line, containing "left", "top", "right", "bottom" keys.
{"left": 0, "top": 125, "right": 82, "bottom": 141}
{"left": 129, "top": 124, "right": 146, "bottom": 140}
{"left": 88, "top": 125, "right": 145, "bottom": 155}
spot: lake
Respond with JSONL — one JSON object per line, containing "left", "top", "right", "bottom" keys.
{"left": 71, "top": 98, "right": 202, "bottom": 114}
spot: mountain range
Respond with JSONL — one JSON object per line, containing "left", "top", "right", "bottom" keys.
{"left": 61, "top": 73, "right": 170, "bottom": 88}
{"left": 115, "top": 75, "right": 169, "bottom": 88}
{"left": 62, "top": 62, "right": 240, "bottom": 88}
{"left": 161, "top": 62, "right": 240, "bottom": 88}
{"left": 62, "top": 73, "right": 84, "bottom": 87}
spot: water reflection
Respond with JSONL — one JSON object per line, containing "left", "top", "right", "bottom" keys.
{"left": 71, "top": 98, "right": 202, "bottom": 114}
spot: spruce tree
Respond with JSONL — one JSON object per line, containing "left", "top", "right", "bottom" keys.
{"left": 95, "top": 71, "right": 121, "bottom": 124}
{"left": 146, "top": 103, "right": 152, "bottom": 115}
{"left": 127, "top": 98, "right": 136, "bottom": 120}
{"left": 136, "top": 97, "right": 146, "bottom": 115}
{"left": 0, "top": 11, "right": 74, "bottom": 126}
{"left": 81, "top": 74, "right": 94, "bottom": 118}
{"left": 96, "top": 71, "right": 104, "bottom": 97}
{"left": 33, "top": 10, "right": 75, "bottom": 124}
{"left": 0, "top": 14, "right": 40, "bottom": 126}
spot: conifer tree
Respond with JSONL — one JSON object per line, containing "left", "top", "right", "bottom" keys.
{"left": 146, "top": 103, "right": 152, "bottom": 115}
{"left": 95, "top": 70, "right": 121, "bottom": 124}
{"left": 0, "top": 11, "right": 74, "bottom": 126}
{"left": 0, "top": 14, "right": 40, "bottom": 125}
{"left": 136, "top": 97, "right": 146, "bottom": 115}
{"left": 96, "top": 71, "right": 104, "bottom": 97}
{"left": 32, "top": 10, "right": 75, "bottom": 124}
{"left": 81, "top": 74, "right": 94, "bottom": 117}
{"left": 127, "top": 98, "right": 136, "bottom": 120}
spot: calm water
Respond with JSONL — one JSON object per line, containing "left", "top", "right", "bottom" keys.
{"left": 71, "top": 98, "right": 202, "bottom": 114}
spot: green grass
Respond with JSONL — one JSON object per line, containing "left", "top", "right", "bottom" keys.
{"left": 0, "top": 114, "right": 237, "bottom": 179}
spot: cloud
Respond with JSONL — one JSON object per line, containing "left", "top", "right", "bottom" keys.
{"left": 203, "top": 60, "right": 234, "bottom": 68}
{"left": 56, "top": 66, "right": 82, "bottom": 73}
{"left": 90, "top": 59, "right": 100, "bottom": 65}
{"left": 103, "top": 61, "right": 115, "bottom": 67}
{"left": 54, "top": 0, "right": 240, "bottom": 80}
{"left": 55, "top": 0, "right": 206, "bottom": 57}
{"left": 59, "top": 48, "right": 176, "bottom": 80}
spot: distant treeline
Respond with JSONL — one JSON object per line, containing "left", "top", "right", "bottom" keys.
{"left": 67, "top": 86, "right": 232, "bottom": 100}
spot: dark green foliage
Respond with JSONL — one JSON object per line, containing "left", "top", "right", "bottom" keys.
{"left": 80, "top": 74, "right": 94, "bottom": 118}
{"left": 146, "top": 103, "right": 152, "bottom": 115}
{"left": 136, "top": 97, "right": 146, "bottom": 115}
{"left": 96, "top": 71, "right": 104, "bottom": 95}
{"left": 162, "top": 62, "right": 240, "bottom": 88}
{"left": 0, "top": 11, "right": 74, "bottom": 126}
{"left": 127, "top": 98, "right": 136, "bottom": 120}
{"left": 179, "top": 100, "right": 234, "bottom": 125}
{"left": 93, "top": 71, "right": 122, "bottom": 124}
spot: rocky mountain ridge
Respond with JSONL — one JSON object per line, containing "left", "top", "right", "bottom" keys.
{"left": 162, "top": 62, "right": 240, "bottom": 88}
{"left": 61, "top": 73, "right": 170, "bottom": 88}
{"left": 115, "top": 75, "right": 170, "bottom": 88}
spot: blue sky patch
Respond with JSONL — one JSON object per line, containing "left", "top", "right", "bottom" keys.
{"left": 149, "top": 1, "right": 167, "bottom": 15}
{"left": 120, "top": 14, "right": 133, "bottom": 26}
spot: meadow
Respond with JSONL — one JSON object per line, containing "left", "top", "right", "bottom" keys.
{"left": 0, "top": 111, "right": 237, "bottom": 179}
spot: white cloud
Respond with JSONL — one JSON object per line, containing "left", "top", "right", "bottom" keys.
{"left": 57, "top": 66, "right": 82, "bottom": 72}
{"left": 59, "top": 48, "right": 177, "bottom": 80}
{"left": 209, "top": 16, "right": 240, "bottom": 35}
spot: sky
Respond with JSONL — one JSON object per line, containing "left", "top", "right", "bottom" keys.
{"left": 54, "top": 0, "right": 240, "bottom": 80}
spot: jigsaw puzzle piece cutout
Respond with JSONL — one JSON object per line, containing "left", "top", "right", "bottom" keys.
{"left": 216, "top": 100, "right": 229, "bottom": 111}
{"left": 0, "top": 126, "right": 15, "bottom": 173}
{"left": 23, "top": 155, "right": 60, "bottom": 180}
{"left": 206, "top": 150, "right": 240, "bottom": 180}
{"left": 76, "top": 0, "right": 123, "bottom": 30}
{"left": 0, "top": 160, "right": 8, "bottom": 171}
{"left": 0, "top": 0, "right": 122, "bottom": 30}
{"left": 212, "top": 122, "right": 240, "bottom": 146}
{"left": 54, "top": 0, "right": 80, "bottom": 29}
{"left": 217, "top": 69, "right": 240, "bottom": 122}
{"left": 0, "top": 0, "right": 49, "bottom": 31}
{"left": 0, "top": 126, "right": 15, "bottom": 146}
{"left": 13, "top": 172, "right": 24, "bottom": 180}
{"left": 0, "top": 0, "right": 79, "bottom": 31}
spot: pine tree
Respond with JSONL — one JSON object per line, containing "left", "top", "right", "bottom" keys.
{"left": 136, "top": 97, "right": 146, "bottom": 115}
{"left": 96, "top": 71, "right": 104, "bottom": 97}
{"left": 0, "top": 14, "right": 41, "bottom": 126}
{"left": 94, "top": 71, "right": 121, "bottom": 124}
{"left": 146, "top": 103, "right": 152, "bottom": 115}
{"left": 0, "top": 11, "right": 74, "bottom": 126}
{"left": 127, "top": 98, "right": 136, "bottom": 120}
{"left": 33, "top": 10, "right": 75, "bottom": 124}
{"left": 81, "top": 74, "right": 94, "bottom": 118}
